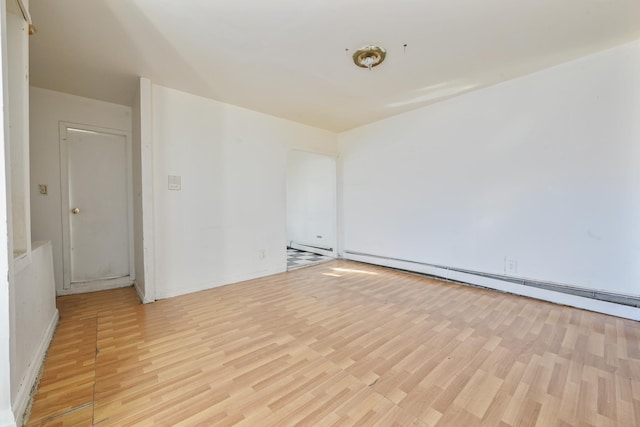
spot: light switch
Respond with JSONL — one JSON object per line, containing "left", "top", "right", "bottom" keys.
{"left": 168, "top": 175, "right": 181, "bottom": 191}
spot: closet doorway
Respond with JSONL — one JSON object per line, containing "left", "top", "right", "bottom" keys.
{"left": 286, "top": 150, "right": 336, "bottom": 270}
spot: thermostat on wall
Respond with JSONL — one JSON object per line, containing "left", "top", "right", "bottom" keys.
{"left": 168, "top": 175, "right": 181, "bottom": 190}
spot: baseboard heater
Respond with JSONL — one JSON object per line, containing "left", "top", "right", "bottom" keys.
{"left": 344, "top": 250, "right": 640, "bottom": 308}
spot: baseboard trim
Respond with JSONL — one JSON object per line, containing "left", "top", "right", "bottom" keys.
{"left": 134, "top": 282, "right": 154, "bottom": 304}
{"left": 13, "top": 309, "right": 59, "bottom": 426}
{"left": 344, "top": 251, "right": 640, "bottom": 321}
{"left": 57, "top": 279, "right": 133, "bottom": 296}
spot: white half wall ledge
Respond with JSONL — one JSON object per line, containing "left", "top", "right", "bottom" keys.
{"left": 11, "top": 240, "right": 58, "bottom": 425}
{"left": 11, "top": 310, "right": 58, "bottom": 427}
{"left": 344, "top": 252, "right": 640, "bottom": 322}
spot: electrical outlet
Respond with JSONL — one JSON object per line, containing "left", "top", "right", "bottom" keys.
{"left": 505, "top": 258, "right": 518, "bottom": 274}
{"left": 258, "top": 249, "right": 266, "bottom": 260}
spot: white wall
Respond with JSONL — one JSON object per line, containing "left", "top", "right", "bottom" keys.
{"left": 132, "top": 80, "right": 144, "bottom": 300}
{"left": 3, "top": 3, "right": 58, "bottom": 426}
{"left": 286, "top": 150, "right": 336, "bottom": 252}
{"left": 6, "top": 9, "right": 28, "bottom": 259}
{"left": 0, "top": 2, "right": 15, "bottom": 424}
{"left": 29, "top": 87, "right": 132, "bottom": 291}
{"left": 340, "top": 40, "right": 640, "bottom": 300}
{"left": 10, "top": 241, "right": 57, "bottom": 424}
{"left": 132, "top": 77, "right": 155, "bottom": 303}
{"left": 151, "top": 84, "right": 338, "bottom": 298}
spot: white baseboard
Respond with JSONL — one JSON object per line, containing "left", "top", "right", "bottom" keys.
{"left": 57, "top": 278, "right": 133, "bottom": 296}
{"left": 12, "top": 309, "right": 59, "bottom": 426}
{"left": 134, "top": 282, "right": 154, "bottom": 304}
{"left": 344, "top": 252, "right": 640, "bottom": 321}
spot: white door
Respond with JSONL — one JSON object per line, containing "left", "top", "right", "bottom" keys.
{"left": 60, "top": 124, "right": 134, "bottom": 291}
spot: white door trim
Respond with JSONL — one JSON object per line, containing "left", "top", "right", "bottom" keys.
{"left": 138, "top": 77, "right": 156, "bottom": 302}
{"left": 59, "top": 121, "right": 135, "bottom": 291}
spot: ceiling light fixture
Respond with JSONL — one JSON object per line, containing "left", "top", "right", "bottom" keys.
{"left": 352, "top": 45, "right": 386, "bottom": 70}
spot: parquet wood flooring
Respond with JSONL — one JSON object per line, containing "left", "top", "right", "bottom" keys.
{"left": 25, "top": 260, "right": 640, "bottom": 426}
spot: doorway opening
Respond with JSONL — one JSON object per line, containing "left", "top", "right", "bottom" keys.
{"left": 285, "top": 150, "right": 337, "bottom": 271}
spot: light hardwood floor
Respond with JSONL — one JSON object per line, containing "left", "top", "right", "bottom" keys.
{"left": 25, "top": 260, "right": 640, "bottom": 426}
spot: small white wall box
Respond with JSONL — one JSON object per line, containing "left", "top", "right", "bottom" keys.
{"left": 168, "top": 175, "right": 181, "bottom": 190}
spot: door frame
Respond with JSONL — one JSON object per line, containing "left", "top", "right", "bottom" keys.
{"left": 59, "top": 121, "right": 135, "bottom": 292}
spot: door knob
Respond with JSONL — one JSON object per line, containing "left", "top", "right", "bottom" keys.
{"left": 71, "top": 208, "right": 80, "bottom": 214}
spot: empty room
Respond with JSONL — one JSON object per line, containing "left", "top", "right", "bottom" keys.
{"left": 1, "top": 0, "right": 639, "bottom": 426}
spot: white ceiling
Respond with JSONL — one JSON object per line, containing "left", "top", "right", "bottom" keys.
{"left": 28, "top": 0, "right": 640, "bottom": 132}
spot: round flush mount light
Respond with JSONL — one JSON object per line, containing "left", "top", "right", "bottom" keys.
{"left": 352, "top": 45, "right": 386, "bottom": 70}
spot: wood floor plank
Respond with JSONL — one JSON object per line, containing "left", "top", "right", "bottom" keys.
{"left": 37, "top": 405, "right": 94, "bottom": 427}
{"left": 24, "top": 260, "right": 639, "bottom": 426}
